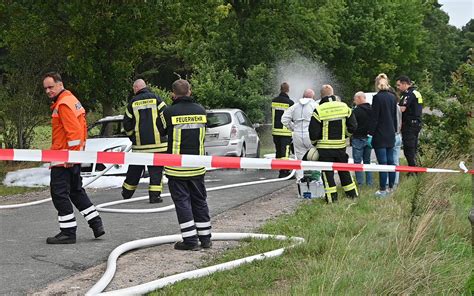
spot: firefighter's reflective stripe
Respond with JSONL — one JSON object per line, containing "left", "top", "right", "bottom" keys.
{"left": 80, "top": 205, "right": 99, "bottom": 221}
{"left": 133, "top": 107, "right": 142, "bottom": 145}
{"left": 195, "top": 221, "right": 211, "bottom": 228}
{"left": 151, "top": 107, "right": 161, "bottom": 145}
{"left": 132, "top": 98, "right": 162, "bottom": 147}
{"left": 272, "top": 102, "right": 290, "bottom": 110}
{"left": 180, "top": 220, "right": 195, "bottom": 229}
{"left": 182, "top": 229, "right": 197, "bottom": 238}
{"left": 196, "top": 220, "right": 212, "bottom": 236}
{"left": 283, "top": 144, "right": 290, "bottom": 159}
{"left": 198, "top": 229, "right": 211, "bottom": 235}
{"left": 413, "top": 90, "right": 423, "bottom": 104}
{"left": 199, "top": 127, "right": 205, "bottom": 155}
{"left": 59, "top": 221, "right": 77, "bottom": 228}
{"left": 171, "top": 115, "right": 206, "bottom": 125}
{"left": 123, "top": 182, "right": 137, "bottom": 191}
{"left": 164, "top": 166, "right": 206, "bottom": 177}
{"left": 314, "top": 101, "right": 351, "bottom": 149}
{"left": 317, "top": 102, "right": 352, "bottom": 121}
{"left": 272, "top": 102, "right": 292, "bottom": 136}
{"left": 68, "top": 139, "right": 81, "bottom": 147}
{"left": 343, "top": 181, "right": 357, "bottom": 192}
{"left": 272, "top": 129, "right": 291, "bottom": 137}
{"left": 149, "top": 184, "right": 162, "bottom": 192}
{"left": 132, "top": 142, "right": 167, "bottom": 152}
{"left": 125, "top": 108, "right": 133, "bottom": 119}
{"left": 80, "top": 205, "right": 96, "bottom": 215}
{"left": 84, "top": 211, "right": 99, "bottom": 221}
{"left": 125, "top": 130, "right": 134, "bottom": 136}
{"left": 172, "top": 128, "right": 181, "bottom": 154}
{"left": 58, "top": 213, "right": 75, "bottom": 221}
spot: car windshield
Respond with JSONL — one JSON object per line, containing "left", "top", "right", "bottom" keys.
{"left": 88, "top": 120, "right": 126, "bottom": 138}
{"left": 207, "top": 112, "right": 231, "bottom": 128}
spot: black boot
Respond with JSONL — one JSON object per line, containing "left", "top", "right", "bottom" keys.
{"left": 174, "top": 241, "right": 201, "bottom": 251}
{"left": 149, "top": 192, "right": 163, "bottom": 204}
{"left": 90, "top": 218, "right": 105, "bottom": 238}
{"left": 46, "top": 232, "right": 76, "bottom": 244}
{"left": 121, "top": 188, "right": 134, "bottom": 200}
{"left": 200, "top": 240, "right": 212, "bottom": 249}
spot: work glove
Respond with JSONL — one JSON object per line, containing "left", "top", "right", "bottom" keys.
{"left": 367, "top": 135, "right": 373, "bottom": 149}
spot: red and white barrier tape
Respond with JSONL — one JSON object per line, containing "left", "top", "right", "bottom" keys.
{"left": 0, "top": 149, "right": 471, "bottom": 174}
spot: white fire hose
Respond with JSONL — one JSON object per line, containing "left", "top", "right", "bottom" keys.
{"left": 85, "top": 233, "right": 305, "bottom": 296}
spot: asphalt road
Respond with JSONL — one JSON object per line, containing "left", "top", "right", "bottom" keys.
{"left": 0, "top": 169, "right": 293, "bottom": 295}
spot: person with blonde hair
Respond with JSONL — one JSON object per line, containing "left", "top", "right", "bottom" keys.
{"left": 368, "top": 74, "right": 397, "bottom": 197}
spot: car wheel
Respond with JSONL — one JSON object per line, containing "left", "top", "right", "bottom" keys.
{"left": 240, "top": 143, "right": 246, "bottom": 157}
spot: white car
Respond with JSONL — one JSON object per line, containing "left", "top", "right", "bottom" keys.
{"left": 204, "top": 109, "right": 260, "bottom": 157}
{"left": 81, "top": 115, "right": 132, "bottom": 176}
{"left": 81, "top": 109, "right": 261, "bottom": 176}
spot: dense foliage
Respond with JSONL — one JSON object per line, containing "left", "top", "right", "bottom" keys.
{"left": 0, "top": 1, "right": 472, "bottom": 153}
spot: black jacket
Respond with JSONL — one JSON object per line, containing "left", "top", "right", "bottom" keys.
{"left": 123, "top": 87, "right": 167, "bottom": 152}
{"left": 309, "top": 95, "right": 357, "bottom": 150}
{"left": 352, "top": 103, "right": 372, "bottom": 138}
{"left": 159, "top": 96, "right": 207, "bottom": 178}
{"left": 271, "top": 92, "right": 294, "bottom": 137}
{"left": 368, "top": 90, "right": 397, "bottom": 148}
{"left": 399, "top": 86, "right": 423, "bottom": 124}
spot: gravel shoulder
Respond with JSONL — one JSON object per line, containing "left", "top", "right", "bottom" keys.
{"left": 31, "top": 183, "right": 304, "bottom": 295}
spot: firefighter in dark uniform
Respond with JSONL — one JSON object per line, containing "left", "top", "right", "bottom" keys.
{"left": 43, "top": 72, "right": 104, "bottom": 244}
{"left": 122, "top": 79, "right": 168, "bottom": 203}
{"left": 157, "top": 79, "right": 211, "bottom": 251}
{"left": 396, "top": 75, "right": 422, "bottom": 168}
{"left": 272, "top": 82, "right": 294, "bottom": 178}
{"left": 308, "top": 85, "right": 358, "bottom": 203}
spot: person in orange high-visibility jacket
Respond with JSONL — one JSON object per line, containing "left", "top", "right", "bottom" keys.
{"left": 43, "top": 72, "right": 105, "bottom": 244}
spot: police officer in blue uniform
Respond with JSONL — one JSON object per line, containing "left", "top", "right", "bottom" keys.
{"left": 158, "top": 79, "right": 211, "bottom": 251}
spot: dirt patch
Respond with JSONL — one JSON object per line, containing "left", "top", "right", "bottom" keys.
{"left": 0, "top": 189, "right": 50, "bottom": 205}
{"left": 30, "top": 183, "right": 305, "bottom": 295}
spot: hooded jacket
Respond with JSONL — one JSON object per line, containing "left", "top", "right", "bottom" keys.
{"left": 281, "top": 97, "right": 317, "bottom": 133}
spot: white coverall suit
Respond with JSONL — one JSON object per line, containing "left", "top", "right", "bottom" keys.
{"left": 281, "top": 97, "right": 317, "bottom": 180}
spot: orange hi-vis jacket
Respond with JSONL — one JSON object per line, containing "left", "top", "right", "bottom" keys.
{"left": 50, "top": 90, "right": 87, "bottom": 166}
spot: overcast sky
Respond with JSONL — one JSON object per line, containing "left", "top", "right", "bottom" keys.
{"left": 438, "top": 0, "right": 473, "bottom": 29}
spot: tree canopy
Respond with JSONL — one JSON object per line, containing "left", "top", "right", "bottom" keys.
{"left": 0, "top": 0, "right": 472, "bottom": 152}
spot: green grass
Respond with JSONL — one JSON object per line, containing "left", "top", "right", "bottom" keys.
{"left": 0, "top": 184, "right": 40, "bottom": 196}
{"left": 150, "top": 160, "right": 472, "bottom": 295}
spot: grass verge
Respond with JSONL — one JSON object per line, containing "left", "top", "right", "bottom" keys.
{"left": 0, "top": 161, "right": 44, "bottom": 196}
{"left": 150, "top": 159, "right": 472, "bottom": 295}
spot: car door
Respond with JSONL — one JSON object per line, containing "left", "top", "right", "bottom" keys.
{"left": 237, "top": 111, "right": 258, "bottom": 154}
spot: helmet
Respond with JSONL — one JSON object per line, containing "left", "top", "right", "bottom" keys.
{"left": 304, "top": 147, "right": 319, "bottom": 161}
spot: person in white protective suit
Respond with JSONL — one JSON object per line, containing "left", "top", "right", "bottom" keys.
{"left": 281, "top": 88, "right": 317, "bottom": 180}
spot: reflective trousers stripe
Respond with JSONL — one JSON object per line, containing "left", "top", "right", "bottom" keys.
{"left": 180, "top": 220, "right": 195, "bottom": 229}
{"left": 58, "top": 213, "right": 75, "bottom": 221}
{"left": 59, "top": 221, "right": 77, "bottom": 228}
{"left": 182, "top": 229, "right": 197, "bottom": 238}
{"left": 195, "top": 221, "right": 211, "bottom": 228}
{"left": 197, "top": 229, "right": 211, "bottom": 236}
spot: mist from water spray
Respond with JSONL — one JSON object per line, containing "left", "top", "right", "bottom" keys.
{"left": 275, "top": 55, "right": 339, "bottom": 102}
